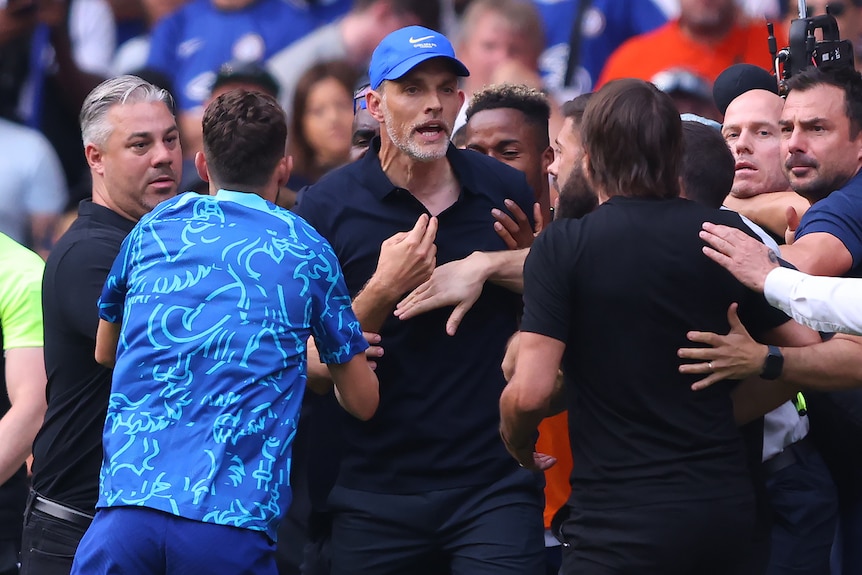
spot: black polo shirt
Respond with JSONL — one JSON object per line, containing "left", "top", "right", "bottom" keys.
{"left": 521, "top": 196, "right": 791, "bottom": 511}
{"left": 296, "top": 139, "right": 534, "bottom": 494}
{"left": 32, "top": 200, "right": 135, "bottom": 512}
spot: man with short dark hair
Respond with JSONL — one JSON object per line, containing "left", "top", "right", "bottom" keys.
{"left": 297, "top": 25, "right": 545, "bottom": 575}
{"left": 465, "top": 84, "right": 553, "bottom": 221}
{"left": 680, "top": 117, "right": 839, "bottom": 575}
{"left": 500, "top": 78, "right": 819, "bottom": 574}
{"left": 773, "top": 64, "right": 862, "bottom": 575}
{"left": 70, "top": 90, "right": 379, "bottom": 574}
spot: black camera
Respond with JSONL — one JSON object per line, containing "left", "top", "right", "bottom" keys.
{"left": 768, "top": 0, "right": 856, "bottom": 93}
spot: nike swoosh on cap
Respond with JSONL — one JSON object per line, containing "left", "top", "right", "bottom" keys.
{"left": 409, "top": 35, "right": 435, "bottom": 43}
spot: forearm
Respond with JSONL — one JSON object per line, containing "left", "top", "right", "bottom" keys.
{"left": 0, "top": 402, "right": 46, "bottom": 484}
{"left": 765, "top": 267, "right": 862, "bottom": 335}
{"left": 732, "top": 377, "right": 797, "bottom": 425}
{"left": 779, "top": 335, "right": 862, "bottom": 390}
{"left": 329, "top": 354, "right": 379, "bottom": 421}
{"left": 476, "top": 249, "right": 527, "bottom": 293}
{"left": 500, "top": 388, "right": 546, "bottom": 451}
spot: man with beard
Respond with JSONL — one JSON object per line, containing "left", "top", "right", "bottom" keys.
{"left": 295, "top": 26, "right": 545, "bottom": 574}
{"left": 21, "top": 75, "right": 182, "bottom": 575}
{"left": 394, "top": 93, "right": 597, "bottom": 332}
{"left": 500, "top": 78, "right": 819, "bottom": 575}
{"left": 393, "top": 88, "right": 597, "bottom": 339}
{"left": 771, "top": 65, "right": 862, "bottom": 575}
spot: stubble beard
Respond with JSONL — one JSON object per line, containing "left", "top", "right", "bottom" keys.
{"left": 382, "top": 101, "right": 449, "bottom": 162}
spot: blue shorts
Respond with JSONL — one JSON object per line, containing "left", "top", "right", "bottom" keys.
{"left": 71, "top": 506, "right": 277, "bottom": 575}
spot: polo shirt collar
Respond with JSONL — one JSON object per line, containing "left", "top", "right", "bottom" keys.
{"left": 77, "top": 199, "right": 136, "bottom": 234}
{"left": 358, "top": 136, "right": 480, "bottom": 200}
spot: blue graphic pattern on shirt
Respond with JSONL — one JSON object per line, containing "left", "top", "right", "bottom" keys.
{"left": 97, "top": 190, "right": 367, "bottom": 539}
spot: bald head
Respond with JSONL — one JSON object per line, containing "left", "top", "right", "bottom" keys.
{"left": 721, "top": 89, "right": 790, "bottom": 198}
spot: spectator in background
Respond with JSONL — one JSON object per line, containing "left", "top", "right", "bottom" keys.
{"left": 146, "top": 0, "right": 318, "bottom": 162}
{"left": 267, "top": 0, "right": 439, "bottom": 117}
{"left": 454, "top": 0, "right": 545, "bottom": 129}
{"left": 180, "top": 58, "right": 281, "bottom": 195}
{"left": 0, "top": 118, "right": 68, "bottom": 257}
{"left": 532, "top": 0, "right": 671, "bottom": 101}
{"left": 0, "top": 0, "right": 112, "bottom": 197}
{"left": 288, "top": 60, "right": 358, "bottom": 190}
{"left": 0, "top": 233, "right": 46, "bottom": 575}
{"left": 598, "top": 0, "right": 780, "bottom": 88}
{"left": 111, "top": 0, "right": 188, "bottom": 75}
{"left": 651, "top": 68, "right": 721, "bottom": 122}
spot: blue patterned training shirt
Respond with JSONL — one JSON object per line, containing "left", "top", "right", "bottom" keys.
{"left": 97, "top": 189, "right": 367, "bottom": 540}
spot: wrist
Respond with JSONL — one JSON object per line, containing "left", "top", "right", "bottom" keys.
{"left": 760, "top": 344, "right": 784, "bottom": 380}
{"left": 364, "top": 274, "right": 403, "bottom": 304}
{"left": 467, "top": 250, "right": 494, "bottom": 282}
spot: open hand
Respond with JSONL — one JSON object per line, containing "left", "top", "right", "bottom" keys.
{"left": 678, "top": 303, "right": 767, "bottom": 390}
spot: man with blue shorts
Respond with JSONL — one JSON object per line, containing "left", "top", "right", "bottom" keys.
{"left": 71, "top": 90, "right": 379, "bottom": 575}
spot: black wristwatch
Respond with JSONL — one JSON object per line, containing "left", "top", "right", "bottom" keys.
{"left": 760, "top": 345, "right": 784, "bottom": 380}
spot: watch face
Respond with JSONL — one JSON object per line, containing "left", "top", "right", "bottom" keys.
{"left": 762, "top": 345, "right": 784, "bottom": 380}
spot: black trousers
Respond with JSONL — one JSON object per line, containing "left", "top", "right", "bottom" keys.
{"left": 18, "top": 493, "right": 91, "bottom": 575}
{"left": 559, "top": 495, "right": 758, "bottom": 575}
{"left": 328, "top": 470, "right": 545, "bottom": 575}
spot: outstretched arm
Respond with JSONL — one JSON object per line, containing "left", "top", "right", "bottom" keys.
{"left": 395, "top": 249, "right": 528, "bottom": 335}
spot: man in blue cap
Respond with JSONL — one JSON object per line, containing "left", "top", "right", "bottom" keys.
{"left": 295, "top": 25, "right": 545, "bottom": 575}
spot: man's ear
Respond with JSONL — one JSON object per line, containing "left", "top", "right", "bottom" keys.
{"left": 194, "top": 151, "right": 210, "bottom": 182}
{"left": 277, "top": 156, "right": 293, "bottom": 188}
{"left": 541, "top": 145, "right": 554, "bottom": 175}
{"left": 367, "top": 88, "right": 386, "bottom": 123}
{"left": 85, "top": 143, "right": 104, "bottom": 174}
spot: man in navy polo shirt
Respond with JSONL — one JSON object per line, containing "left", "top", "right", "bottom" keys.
{"left": 296, "top": 25, "right": 545, "bottom": 575}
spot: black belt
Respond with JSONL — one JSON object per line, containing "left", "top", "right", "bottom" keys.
{"left": 28, "top": 493, "right": 94, "bottom": 529}
{"left": 763, "top": 435, "right": 817, "bottom": 475}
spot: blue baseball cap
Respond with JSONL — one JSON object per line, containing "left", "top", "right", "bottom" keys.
{"left": 368, "top": 26, "right": 469, "bottom": 90}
